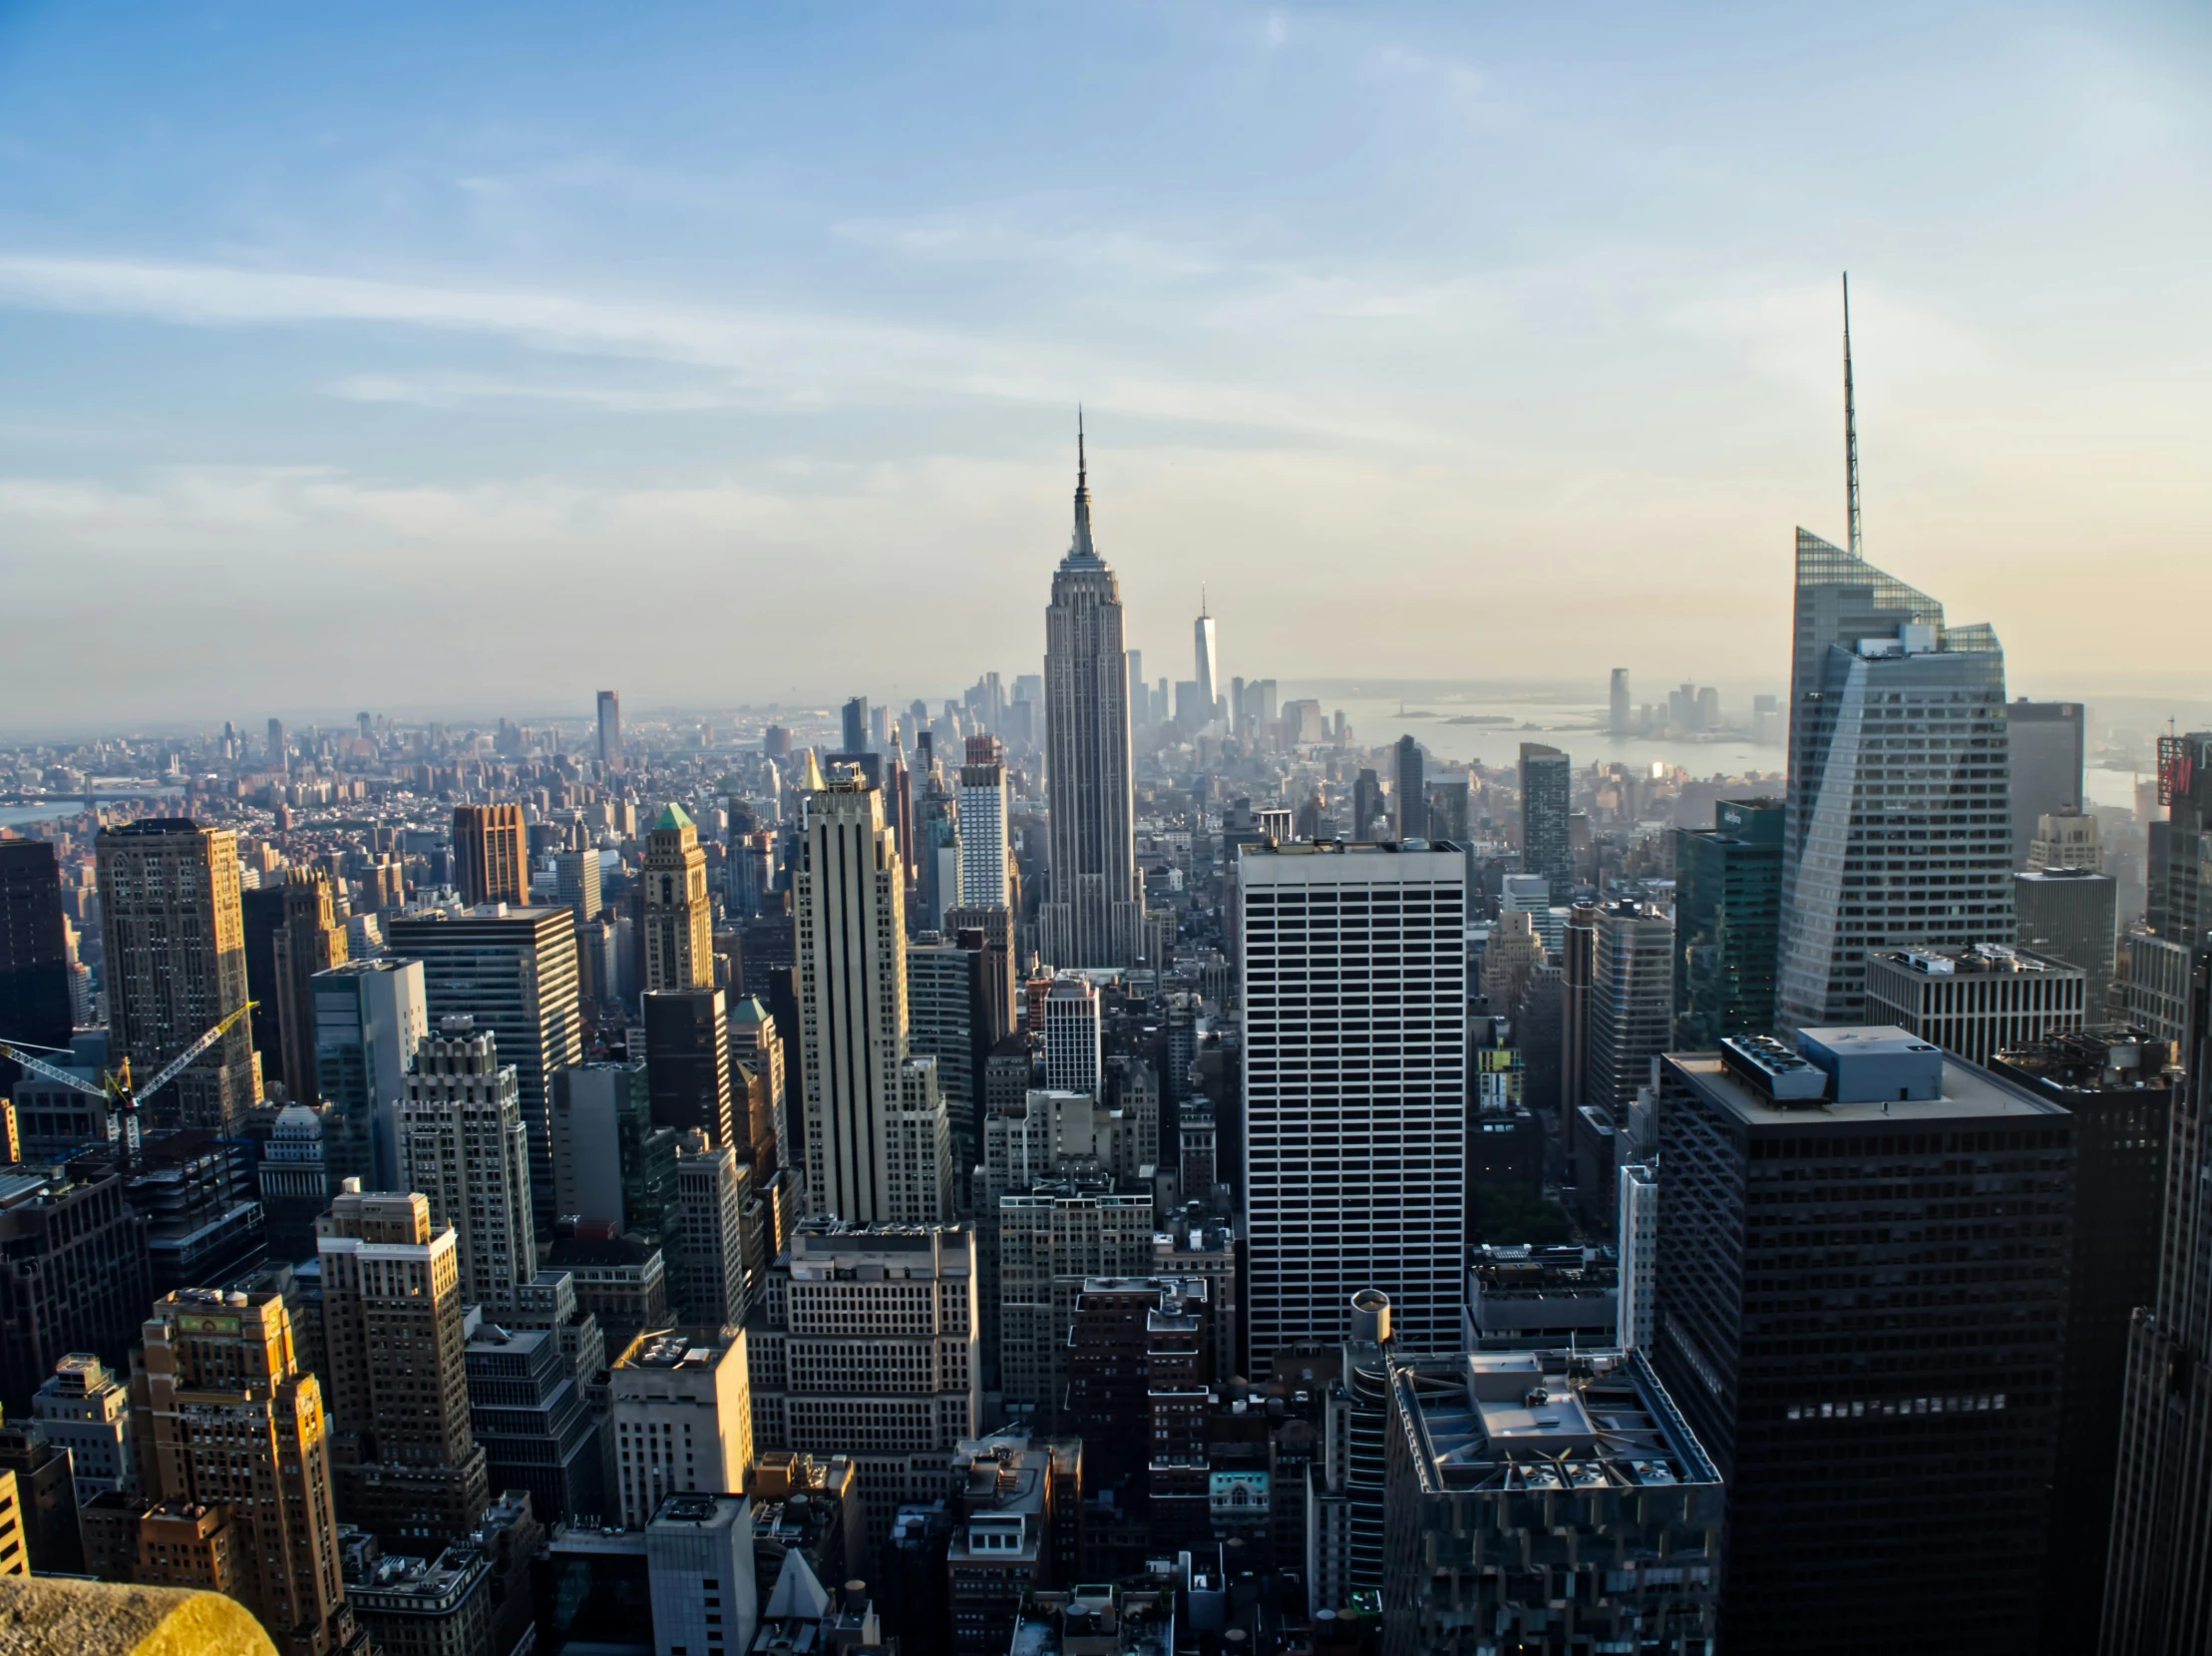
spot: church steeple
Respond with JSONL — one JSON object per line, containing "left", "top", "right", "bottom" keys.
{"left": 1070, "top": 407, "right": 1099, "bottom": 563}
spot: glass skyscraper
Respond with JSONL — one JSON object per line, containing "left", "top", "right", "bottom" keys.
{"left": 1519, "top": 742, "right": 1572, "bottom": 903}
{"left": 1672, "top": 796, "right": 1784, "bottom": 1049}
{"left": 1775, "top": 530, "right": 2014, "bottom": 1031}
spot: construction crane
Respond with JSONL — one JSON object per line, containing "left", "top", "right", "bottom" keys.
{"left": 0, "top": 1002, "right": 256, "bottom": 1168}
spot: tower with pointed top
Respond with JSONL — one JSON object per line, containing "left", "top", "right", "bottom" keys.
{"left": 1774, "top": 284, "right": 2014, "bottom": 1031}
{"left": 643, "top": 804, "right": 714, "bottom": 995}
{"left": 1194, "top": 589, "right": 1220, "bottom": 729}
{"left": 1042, "top": 421, "right": 1142, "bottom": 970}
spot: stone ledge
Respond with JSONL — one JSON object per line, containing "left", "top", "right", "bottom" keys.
{"left": 0, "top": 1577, "right": 276, "bottom": 1656}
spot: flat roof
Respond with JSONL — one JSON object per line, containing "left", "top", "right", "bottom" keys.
{"left": 1665, "top": 1050, "right": 2062, "bottom": 1126}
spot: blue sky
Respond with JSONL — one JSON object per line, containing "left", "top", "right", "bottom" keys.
{"left": 0, "top": 1, "right": 2206, "bottom": 728}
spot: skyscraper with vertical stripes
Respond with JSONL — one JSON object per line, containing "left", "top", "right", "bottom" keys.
{"left": 1041, "top": 424, "right": 1140, "bottom": 970}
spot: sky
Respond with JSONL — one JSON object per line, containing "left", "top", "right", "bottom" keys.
{"left": 0, "top": 0, "right": 2206, "bottom": 731}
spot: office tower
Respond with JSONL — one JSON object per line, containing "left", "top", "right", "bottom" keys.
{"left": 1653, "top": 1030, "right": 2067, "bottom": 1655}
{"left": 0, "top": 840, "right": 72, "bottom": 1091}
{"left": 955, "top": 738, "right": 1011, "bottom": 911}
{"left": 0, "top": 1415, "right": 79, "bottom": 1577}
{"left": 2105, "top": 958, "right": 2212, "bottom": 1656}
{"left": 1040, "top": 976, "right": 1101, "bottom": 1096}
{"left": 1609, "top": 667, "right": 1632, "bottom": 735}
{"left": 453, "top": 805, "right": 528, "bottom": 910}
{"left": 1238, "top": 841, "right": 1468, "bottom": 1364}
{"left": 597, "top": 690, "right": 622, "bottom": 768}
{"left": 97, "top": 817, "right": 260, "bottom": 1132}
{"left": 0, "top": 1471, "right": 18, "bottom": 1577}
{"left": 0, "top": 1177, "right": 146, "bottom": 1421}
{"left": 944, "top": 1433, "right": 1082, "bottom": 1656}
{"left": 944, "top": 903, "right": 1018, "bottom": 1037}
{"left": 272, "top": 870, "right": 349, "bottom": 1104}
{"left": 1193, "top": 597, "right": 1219, "bottom": 719}
{"left": 2007, "top": 699, "right": 2085, "bottom": 866}
{"left": 1554, "top": 902, "right": 1596, "bottom": 1117}
{"left": 386, "top": 903, "right": 582, "bottom": 1238}
{"left": 268, "top": 716, "right": 289, "bottom": 771}
{"left": 1988, "top": 1029, "right": 2177, "bottom": 1654}
{"left": 832, "top": 697, "right": 864, "bottom": 756}
{"left": 996, "top": 1175, "right": 1156, "bottom": 1423}
{"left": 609, "top": 1327, "right": 753, "bottom": 1528}
{"left": 2014, "top": 866, "right": 2117, "bottom": 1012}
{"left": 1387, "top": 1348, "right": 1721, "bottom": 1653}
{"left": 311, "top": 958, "right": 428, "bottom": 1193}
{"left": 316, "top": 1187, "right": 489, "bottom": 1549}
{"left": 552, "top": 1059, "right": 677, "bottom": 1239}
{"left": 555, "top": 849, "right": 603, "bottom": 922}
{"left": 1518, "top": 743, "right": 1572, "bottom": 902}
{"left": 1615, "top": 1163, "right": 1659, "bottom": 1351}
{"left": 1586, "top": 900, "right": 1673, "bottom": 1120}
{"left": 726, "top": 998, "right": 787, "bottom": 1166}
{"left": 337, "top": 1492, "right": 540, "bottom": 1656}
{"left": 646, "top": 1493, "right": 761, "bottom": 1656}
{"left": 1671, "top": 798, "right": 1784, "bottom": 1049}
{"left": 907, "top": 936, "right": 989, "bottom": 1193}
{"left": 645, "top": 989, "right": 735, "bottom": 1149}
{"left": 132, "top": 1287, "right": 363, "bottom": 1656}
{"left": 745, "top": 1219, "right": 979, "bottom": 1550}
{"left": 1861, "top": 943, "right": 2085, "bottom": 1066}
{"left": 396, "top": 1022, "right": 536, "bottom": 1318}
{"left": 885, "top": 1057, "right": 955, "bottom": 1225}
{"left": 2027, "top": 809, "right": 2101, "bottom": 872}
{"left": 1775, "top": 532, "right": 2013, "bottom": 1031}
{"left": 549, "top": 1227, "right": 669, "bottom": 1355}
{"left": 1392, "top": 734, "right": 1425, "bottom": 842}
{"left": 794, "top": 766, "right": 946, "bottom": 1222}
{"left": 1041, "top": 427, "right": 1141, "bottom": 970}
{"left": 257, "top": 1103, "right": 332, "bottom": 1264}
{"left": 464, "top": 1323, "right": 603, "bottom": 1527}
{"left": 673, "top": 1136, "right": 751, "bottom": 1328}
{"left": 33, "top": 1353, "right": 136, "bottom": 1500}
{"left": 1349, "top": 768, "right": 1383, "bottom": 841}
{"left": 643, "top": 806, "right": 713, "bottom": 995}
{"left": 1060, "top": 1276, "right": 1210, "bottom": 1510}
{"left": 2148, "top": 731, "right": 2212, "bottom": 943}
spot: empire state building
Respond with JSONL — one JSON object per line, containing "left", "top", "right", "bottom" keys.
{"left": 1041, "top": 425, "right": 1141, "bottom": 969}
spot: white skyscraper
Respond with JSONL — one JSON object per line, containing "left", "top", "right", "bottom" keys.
{"left": 1040, "top": 977, "right": 1101, "bottom": 1097}
{"left": 1041, "top": 424, "right": 1141, "bottom": 970}
{"left": 1616, "top": 1162, "right": 1658, "bottom": 1351}
{"left": 1238, "top": 841, "right": 1469, "bottom": 1364}
{"left": 396, "top": 1017, "right": 537, "bottom": 1317}
{"left": 955, "top": 739, "right": 1012, "bottom": 911}
{"left": 795, "top": 759, "right": 949, "bottom": 1223}
{"left": 610, "top": 1326, "right": 754, "bottom": 1528}
{"left": 1193, "top": 596, "right": 1220, "bottom": 726}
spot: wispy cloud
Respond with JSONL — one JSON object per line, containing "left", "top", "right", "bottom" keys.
{"left": 0, "top": 251, "right": 1449, "bottom": 444}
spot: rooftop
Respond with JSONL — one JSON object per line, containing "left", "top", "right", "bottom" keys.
{"left": 1872, "top": 942, "right": 2079, "bottom": 978}
{"left": 1394, "top": 1349, "right": 1720, "bottom": 1496}
{"left": 1674, "top": 1045, "right": 2057, "bottom": 1127}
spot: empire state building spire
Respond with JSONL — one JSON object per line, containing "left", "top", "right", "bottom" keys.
{"left": 1069, "top": 407, "right": 1100, "bottom": 564}
{"left": 1043, "top": 415, "right": 1139, "bottom": 968}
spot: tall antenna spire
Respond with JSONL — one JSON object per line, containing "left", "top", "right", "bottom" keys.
{"left": 1069, "top": 406, "right": 1097, "bottom": 562}
{"left": 1843, "top": 272, "right": 1862, "bottom": 559}
{"left": 1201, "top": 583, "right": 1207, "bottom": 618}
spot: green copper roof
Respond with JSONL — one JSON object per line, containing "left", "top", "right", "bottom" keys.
{"left": 654, "top": 802, "right": 694, "bottom": 831}
{"left": 728, "top": 996, "right": 768, "bottom": 1024}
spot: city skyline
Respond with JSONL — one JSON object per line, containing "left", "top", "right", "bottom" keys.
{"left": 0, "top": 3, "right": 2206, "bottom": 723}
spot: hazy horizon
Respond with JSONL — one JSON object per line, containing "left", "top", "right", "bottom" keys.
{"left": 2, "top": 1, "right": 2207, "bottom": 726}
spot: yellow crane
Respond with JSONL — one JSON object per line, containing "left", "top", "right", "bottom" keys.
{"left": 1, "top": 1002, "right": 256, "bottom": 1167}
